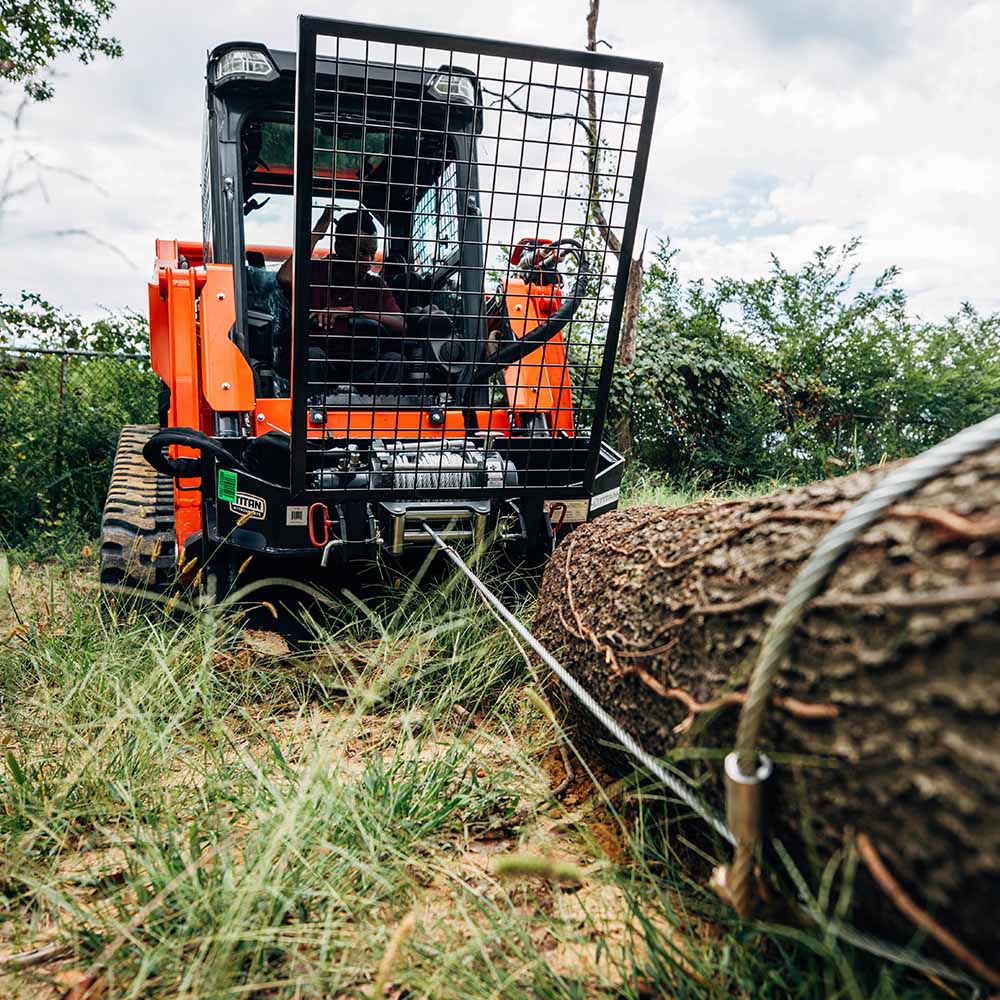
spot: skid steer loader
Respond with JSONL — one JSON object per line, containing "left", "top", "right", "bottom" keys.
{"left": 99, "top": 16, "right": 661, "bottom": 598}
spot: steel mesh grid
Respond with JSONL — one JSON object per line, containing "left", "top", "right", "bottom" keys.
{"left": 289, "top": 18, "right": 660, "bottom": 497}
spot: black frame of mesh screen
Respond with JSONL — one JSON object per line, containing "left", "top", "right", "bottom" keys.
{"left": 289, "top": 16, "right": 660, "bottom": 498}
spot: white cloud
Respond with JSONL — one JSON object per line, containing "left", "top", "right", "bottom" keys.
{"left": 1, "top": 0, "right": 997, "bottom": 321}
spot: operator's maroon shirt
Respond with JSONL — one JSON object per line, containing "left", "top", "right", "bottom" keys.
{"left": 308, "top": 258, "right": 400, "bottom": 332}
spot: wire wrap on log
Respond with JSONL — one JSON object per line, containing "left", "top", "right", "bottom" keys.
{"left": 729, "top": 411, "right": 1000, "bottom": 920}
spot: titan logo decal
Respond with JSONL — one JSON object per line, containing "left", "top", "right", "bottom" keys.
{"left": 229, "top": 492, "right": 267, "bottom": 520}
{"left": 590, "top": 486, "right": 621, "bottom": 511}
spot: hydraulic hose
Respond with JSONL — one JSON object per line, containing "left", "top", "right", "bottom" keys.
{"left": 142, "top": 427, "right": 243, "bottom": 480}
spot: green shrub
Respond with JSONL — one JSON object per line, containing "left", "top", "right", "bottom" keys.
{"left": 613, "top": 240, "right": 1000, "bottom": 484}
{"left": 609, "top": 246, "right": 780, "bottom": 480}
{"left": 0, "top": 293, "right": 156, "bottom": 551}
{"left": 2, "top": 237, "right": 998, "bottom": 550}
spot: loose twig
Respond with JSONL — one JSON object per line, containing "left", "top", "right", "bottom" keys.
{"left": 553, "top": 741, "right": 576, "bottom": 797}
{"left": 856, "top": 832, "right": 1000, "bottom": 989}
{"left": 0, "top": 942, "right": 71, "bottom": 969}
{"left": 523, "top": 686, "right": 576, "bottom": 797}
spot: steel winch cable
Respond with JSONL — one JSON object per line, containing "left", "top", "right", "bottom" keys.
{"left": 421, "top": 522, "right": 736, "bottom": 846}
{"left": 392, "top": 450, "right": 477, "bottom": 491}
{"left": 728, "top": 412, "right": 1000, "bottom": 919}
{"left": 422, "top": 417, "right": 1000, "bottom": 995}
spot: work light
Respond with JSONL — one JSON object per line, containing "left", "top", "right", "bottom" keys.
{"left": 212, "top": 46, "right": 279, "bottom": 87}
{"left": 427, "top": 71, "right": 476, "bottom": 106}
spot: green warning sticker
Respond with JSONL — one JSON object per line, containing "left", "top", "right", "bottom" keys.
{"left": 217, "top": 468, "right": 238, "bottom": 503}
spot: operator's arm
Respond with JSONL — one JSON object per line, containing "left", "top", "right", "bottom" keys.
{"left": 311, "top": 309, "right": 406, "bottom": 335}
{"left": 311, "top": 284, "right": 405, "bottom": 334}
{"left": 365, "top": 308, "right": 405, "bottom": 335}
{"left": 276, "top": 206, "right": 334, "bottom": 290}
{"left": 356, "top": 284, "right": 405, "bottom": 334}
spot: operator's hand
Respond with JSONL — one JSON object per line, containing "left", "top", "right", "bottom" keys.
{"left": 310, "top": 307, "right": 354, "bottom": 330}
{"left": 279, "top": 207, "right": 337, "bottom": 288}
{"left": 312, "top": 205, "right": 335, "bottom": 236}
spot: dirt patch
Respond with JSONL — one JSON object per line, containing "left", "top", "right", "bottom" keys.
{"left": 1, "top": 558, "right": 96, "bottom": 635}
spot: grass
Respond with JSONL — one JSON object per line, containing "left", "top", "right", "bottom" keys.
{"left": 0, "top": 539, "right": 944, "bottom": 998}
{"left": 621, "top": 467, "right": 800, "bottom": 509}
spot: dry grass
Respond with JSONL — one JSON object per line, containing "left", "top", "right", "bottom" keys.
{"left": 0, "top": 552, "right": 935, "bottom": 998}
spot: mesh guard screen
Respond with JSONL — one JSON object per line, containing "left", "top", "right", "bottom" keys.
{"left": 288, "top": 18, "right": 661, "bottom": 498}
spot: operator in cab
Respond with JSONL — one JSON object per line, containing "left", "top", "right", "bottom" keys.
{"left": 246, "top": 208, "right": 404, "bottom": 392}
{"left": 307, "top": 210, "right": 403, "bottom": 335}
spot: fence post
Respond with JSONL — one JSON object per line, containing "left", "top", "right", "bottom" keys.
{"left": 52, "top": 352, "right": 69, "bottom": 513}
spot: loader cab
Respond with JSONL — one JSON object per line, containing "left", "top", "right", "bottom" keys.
{"left": 201, "top": 41, "right": 486, "bottom": 406}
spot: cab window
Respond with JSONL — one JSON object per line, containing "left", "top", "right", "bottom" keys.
{"left": 412, "top": 162, "right": 459, "bottom": 275}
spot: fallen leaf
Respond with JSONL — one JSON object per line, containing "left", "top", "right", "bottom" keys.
{"left": 64, "top": 973, "right": 108, "bottom": 1000}
{"left": 53, "top": 969, "right": 89, "bottom": 988}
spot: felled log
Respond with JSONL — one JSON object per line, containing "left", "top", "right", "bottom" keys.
{"left": 534, "top": 447, "right": 1000, "bottom": 972}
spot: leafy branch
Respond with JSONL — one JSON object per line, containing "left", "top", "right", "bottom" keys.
{"left": 0, "top": 0, "right": 122, "bottom": 102}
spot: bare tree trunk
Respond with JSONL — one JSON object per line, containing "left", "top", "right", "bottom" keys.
{"left": 535, "top": 449, "right": 1000, "bottom": 971}
{"left": 617, "top": 234, "right": 646, "bottom": 367}
{"left": 584, "top": 2, "right": 621, "bottom": 258}
{"left": 585, "top": 0, "right": 645, "bottom": 453}
{"left": 612, "top": 412, "right": 634, "bottom": 456}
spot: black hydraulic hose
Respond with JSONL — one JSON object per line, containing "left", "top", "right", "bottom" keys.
{"left": 142, "top": 427, "right": 243, "bottom": 480}
{"left": 467, "top": 249, "right": 590, "bottom": 387}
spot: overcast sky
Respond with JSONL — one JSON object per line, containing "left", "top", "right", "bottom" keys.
{"left": 1, "top": 0, "right": 998, "bottom": 321}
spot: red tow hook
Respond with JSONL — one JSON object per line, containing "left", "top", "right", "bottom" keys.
{"left": 548, "top": 501, "right": 568, "bottom": 533}
{"left": 308, "top": 502, "right": 332, "bottom": 548}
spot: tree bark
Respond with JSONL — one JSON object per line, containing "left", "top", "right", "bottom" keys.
{"left": 534, "top": 448, "right": 1000, "bottom": 970}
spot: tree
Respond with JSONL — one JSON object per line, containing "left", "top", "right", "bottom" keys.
{"left": 608, "top": 242, "right": 776, "bottom": 480}
{"left": 0, "top": 3, "right": 124, "bottom": 244}
{"left": 611, "top": 237, "right": 1000, "bottom": 485}
{"left": 584, "top": 0, "right": 646, "bottom": 455}
{"left": 0, "top": 0, "right": 122, "bottom": 102}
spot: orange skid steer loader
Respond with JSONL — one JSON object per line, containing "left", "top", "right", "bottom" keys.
{"left": 99, "top": 17, "right": 660, "bottom": 599}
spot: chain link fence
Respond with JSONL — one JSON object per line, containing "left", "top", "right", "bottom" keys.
{"left": 0, "top": 346, "right": 158, "bottom": 550}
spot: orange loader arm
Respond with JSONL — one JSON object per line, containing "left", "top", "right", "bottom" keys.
{"left": 499, "top": 276, "right": 575, "bottom": 435}
{"left": 148, "top": 240, "right": 254, "bottom": 554}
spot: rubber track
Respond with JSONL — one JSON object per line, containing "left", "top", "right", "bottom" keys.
{"left": 99, "top": 424, "right": 176, "bottom": 593}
